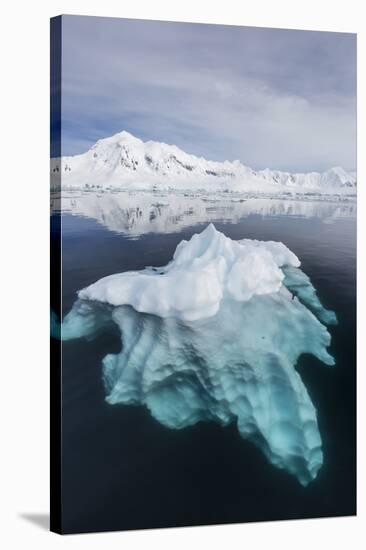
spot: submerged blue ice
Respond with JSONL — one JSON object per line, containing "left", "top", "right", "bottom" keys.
{"left": 57, "top": 224, "right": 337, "bottom": 486}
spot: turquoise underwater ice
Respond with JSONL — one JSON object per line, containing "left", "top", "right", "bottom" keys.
{"left": 56, "top": 224, "right": 337, "bottom": 486}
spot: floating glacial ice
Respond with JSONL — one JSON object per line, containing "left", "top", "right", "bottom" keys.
{"left": 58, "top": 224, "right": 337, "bottom": 485}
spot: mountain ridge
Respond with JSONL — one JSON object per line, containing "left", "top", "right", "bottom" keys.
{"left": 51, "top": 130, "right": 357, "bottom": 194}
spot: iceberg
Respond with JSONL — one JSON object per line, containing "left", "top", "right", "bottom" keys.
{"left": 58, "top": 224, "right": 337, "bottom": 485}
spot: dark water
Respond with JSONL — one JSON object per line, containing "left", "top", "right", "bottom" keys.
{"left": 52, "top": 199, "right": 356, "bottom": 534}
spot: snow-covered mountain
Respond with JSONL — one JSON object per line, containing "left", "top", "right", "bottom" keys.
{"left": 51, "top": 130, "right": 356, "bottom": 194}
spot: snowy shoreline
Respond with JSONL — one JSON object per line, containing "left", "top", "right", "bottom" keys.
{"left": 51, "top": 187, "right": 357, "bottom": 203}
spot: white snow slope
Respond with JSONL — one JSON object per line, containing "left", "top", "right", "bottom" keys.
{"left": 51, "top": 130, "right": 356, "bottom": 194}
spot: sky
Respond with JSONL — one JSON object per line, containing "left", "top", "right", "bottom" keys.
{"left": 54, "top": 15, "right": 356, "bottom": 172}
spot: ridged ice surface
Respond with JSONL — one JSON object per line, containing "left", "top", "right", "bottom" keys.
{"left": 59, "top": 225, "right": 337, "bottom": 485}
{"left": 78, "top": 223, "right": 301, "bottom": 321}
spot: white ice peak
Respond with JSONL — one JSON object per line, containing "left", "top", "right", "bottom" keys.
{"left": 79, "top": 223, "right": 301, "bottom": 321}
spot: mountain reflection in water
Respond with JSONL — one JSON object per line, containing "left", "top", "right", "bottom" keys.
{"left": 51, "top": 190, "right": 356, "bottom": 238}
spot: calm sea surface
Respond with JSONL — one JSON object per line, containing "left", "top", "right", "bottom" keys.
{"left": 51, "top": 192, "right": 356, "bottom": 534}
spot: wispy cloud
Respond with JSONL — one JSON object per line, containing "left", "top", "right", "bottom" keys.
{"left": 59, "top": 15, "right": 356, "bottom": 172}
